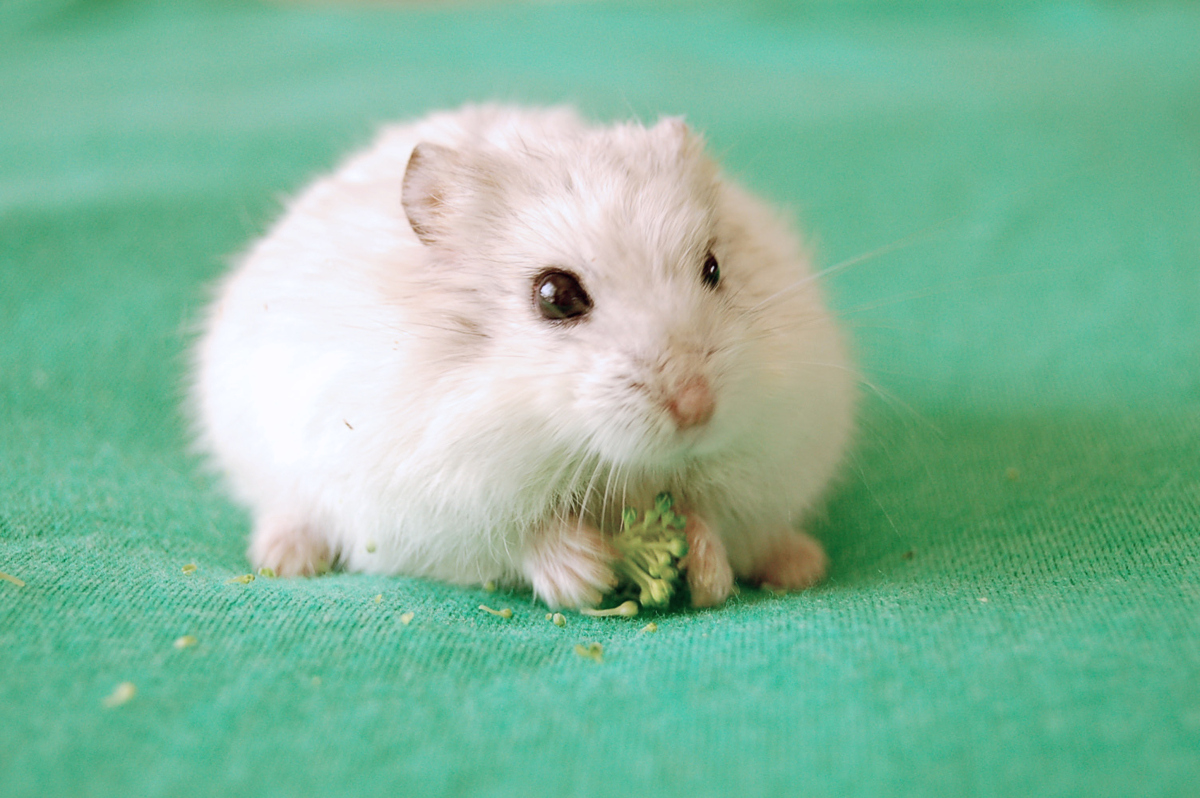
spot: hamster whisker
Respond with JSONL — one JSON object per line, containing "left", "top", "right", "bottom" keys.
{"left": 833, "top": 264, "right": 1073, "bottom": 321}
{"left": 717, "top": 334, "right": 942, "bottom": 437}
{"left": 578, "top": 457, "right": 607, "bottom": 532}
{"left": 328, "top": 316, "right": 485, "bottom": 342}
{"left": 846, "top": 448, "right": 908, "bottom": 545}
{"left": 799, "top": 361, "right": 944, "bottom": 439}
{"left": 600, "top": 458, "right": 624, "bottom": 532}
{"left": 734, "top": 310, "right": 839, "bottom": 341}
{"left": 604, "top": 458, "right": 633, "bottom": 532}
{"left": 379, "top": 318, "right": 491, "bottom": 339}
{"left": 619, "top": 464, "right": 632, "bottom": 527}
{"left": 835, "top": 319, "right": 920, "bottom": 335}
{"left": 558, "top": 449, "right": 592, "bottom": 506}
{"left": 744, "top": 228, "right": 935, "bottom": 316}
{"left": 562, "top": 436, "right": 605, "bottom": 514}
{"left": 541, "top": 445, "right": 581, "bottom": 511}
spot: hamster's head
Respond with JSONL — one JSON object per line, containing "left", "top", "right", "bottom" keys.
{"left": 401, "top": 116, "right": 841, "bottom": 479}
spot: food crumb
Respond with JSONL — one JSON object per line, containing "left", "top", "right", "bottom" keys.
{"left": 902, "top": 550, "right": 915, "bottom": 561}
{"left": 373, "top": 594, "right": 383, "bottom": 604}
{"left": 365, "top": 540, "right": 376, "bottom": 553}
{"left": 640, "top": 622, "right": 658, "bottom": 633}
{"left": 978, "top": 597, "right": 989, "bottom": 603}
{"left": 226, "top": 574, "right": 255, "bottom": 585}
{"left": 574, "top": 642, "right": 603, "bottom": 662}
{"left": 257, "top": 566, "right": 275, "bottom": 578}
{"left": 552, "top": 613, "right": 567, "bottom": 627}
{"left": 484, "top": 580, "right": 497, "bottom": 592}
{"left": 399, "top": 612, "right": 414, "bottom": 625}
{"left": 0, "top": 570, "right": 26, "bottom": 587}
{"left": 174, "top": 635, "right": 198, "bottom": 649}
{"left": 479, "top": 605, "right": 513, "bottom": 619}
{"left": 181, "top": 564, "right": 197, "bottom": 575}
{"left": 1006, "top": 467, "right": 1020, "bottom": 481}
{"left": 102, "top": 681, "right": 136, "bottom": 708}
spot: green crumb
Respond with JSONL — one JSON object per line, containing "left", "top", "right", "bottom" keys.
{"left": 173, "top": 635, "right": 198, "bottom": 649}
{"left": 640, "top": 622, "right": 658, "bottom": 633}
{"left": 365, "top": 540, "right": 377, "bottom": 553}
{"left": 373, "top": 594, "right": 383, "bottom": 604}
{"left": 608, "top": 492, "right": 689, "bottom": 609}
{"left": 545, "top": 613, "right": 553, "bottom": 620}
{"left": 484, "top": 580, "right": 497, "bottom": 592}
{"left": 479, "top": 605, "right": 513, "bottom": 619}
{"left": 226, "top": 574, "right": 255, "bottom": 585}
{"left": 102, "top": 681, "right": 136, "bottom": 708}
{"left": 552, "top": 613, "right": 567, "bottom": 627}
{"left": 399, "top": 612, "right": 414, "bottom": 625}
{"left": 181, "top": 564, "right": 197, "bottom": 575}
{"left": 574, "top": 642, "right": 603, "bottom": 662}
{"left": 257, "top": 566, "right": 276, "bottom": 578}
{"left": 0, "top": 570, "right": 26, "bottom": 587}
{"left": 581, "top": 600, "right": 639, "bottom": 618}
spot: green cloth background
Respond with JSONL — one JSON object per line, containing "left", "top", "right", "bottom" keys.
{"left": 2, "top": 1, "right": 1198, "bottom": 795}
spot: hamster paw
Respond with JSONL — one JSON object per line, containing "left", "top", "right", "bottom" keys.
{"left": 683, "top": 515, "right": 735, "bottom": 608}
{"left": 248, "top": 514, "right": 332, "bottom": 577}
{"left": 751, "top": 531, "right": 828, "bottom": 591}
{"left": 522, "top": 518, "right": 618, "bottom": 610}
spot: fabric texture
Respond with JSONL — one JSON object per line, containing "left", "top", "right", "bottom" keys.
{"left": 2, "top": 1, "right": 1198, "bottom": 795}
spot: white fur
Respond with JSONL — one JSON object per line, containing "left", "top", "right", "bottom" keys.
{"left": 191, "top": 105, "right": 856, "bottom": 607}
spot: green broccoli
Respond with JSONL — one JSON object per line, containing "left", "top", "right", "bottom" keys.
{"left": 608, "top": 492, "right": 689, "bottom": 609}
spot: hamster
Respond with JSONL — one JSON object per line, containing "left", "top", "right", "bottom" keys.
{"left": 191, "top": 105, "right": 856, "bottom": 609}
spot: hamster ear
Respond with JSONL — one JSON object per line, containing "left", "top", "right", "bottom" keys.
{"left": 402, "top": 142, "right": 458, "bottom": 246}
{"left": 654, "top": 116, "right": 690, "bottom": 141}
{"left": 652, "top": 116, "right": 704, "bottom": 159}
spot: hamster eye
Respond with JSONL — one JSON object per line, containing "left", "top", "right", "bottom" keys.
{"left": 701, "top": 251, "right": 721, "bottom": 289}
{"left": 534, "top": 270, "right": 593, "bottom": 321}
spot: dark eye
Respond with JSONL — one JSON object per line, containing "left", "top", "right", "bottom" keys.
{"left": 701, "top": 251, "right": 720, "bottom": 289}
{"left": 534, "top": 270, "right": 593, "bottom": 321}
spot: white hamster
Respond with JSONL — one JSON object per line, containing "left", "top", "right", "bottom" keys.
{"left": 192, "top": 105, "right": 855, "bottom": 609}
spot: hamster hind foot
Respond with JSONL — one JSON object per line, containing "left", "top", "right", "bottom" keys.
{"left": 522, "top": 517, "right": 619, "bottom": 609}
{"left": 248, "top": 513, "right": 332, "bottom": 577}
{"left": 749, "top": 531, "right": 829, "bottom": 592}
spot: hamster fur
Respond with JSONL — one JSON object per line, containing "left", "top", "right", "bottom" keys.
{"left": 192, "top": 105, "right": 855, "bottom": 609}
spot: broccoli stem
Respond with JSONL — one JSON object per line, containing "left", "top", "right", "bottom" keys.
{"left": 581, "top": 601, "right": 639, "bottom": 618}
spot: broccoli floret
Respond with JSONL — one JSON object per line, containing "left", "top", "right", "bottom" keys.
{"left": 608, "top": 492, "right": 688, "bottom": 609}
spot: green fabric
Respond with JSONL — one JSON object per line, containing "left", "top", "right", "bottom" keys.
{"left": 3, "top": 1, "right": 1198, "bottom": 795}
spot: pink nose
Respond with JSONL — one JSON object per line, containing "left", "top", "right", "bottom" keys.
{"left": 667, "top": 377, "right": 715, "bottom": 429}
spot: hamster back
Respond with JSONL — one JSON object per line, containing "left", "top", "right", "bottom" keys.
{"left": 192, "top": 105, "right": 855, "bottom": 609}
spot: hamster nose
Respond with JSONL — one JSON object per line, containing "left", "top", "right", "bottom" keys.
{"left": 666, "top": 377, "right": 714, "bottom": 430}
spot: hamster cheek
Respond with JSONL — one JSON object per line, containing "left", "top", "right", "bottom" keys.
{"left": 247, "top": 513, "right": 332, "bottom": 577}
{"left": 521, "top": 517, "right": 619, "bottom": 610}
{"left": 741, "top": 531, "right": 829, "bottom": 592}
{"left": 681, "top": 514, "right": 735, "bottom": 608}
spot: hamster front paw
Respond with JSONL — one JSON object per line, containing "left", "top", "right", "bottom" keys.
{"left": 522, "top": 517, "right": 618, "bottom": 609}
{"left": 248, "top": 514, "right": 332, "bottom": 577}
{"left": 750, "top": 531, "right": 828, "bottom": 591}
{"left": 682, "top": 515, "right": 735, "bottom": 608}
